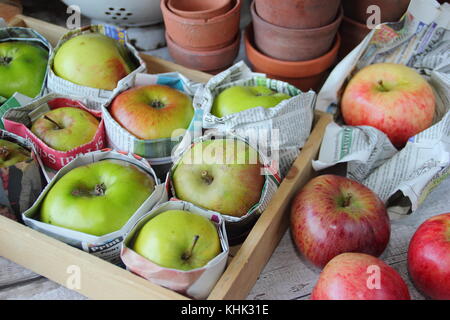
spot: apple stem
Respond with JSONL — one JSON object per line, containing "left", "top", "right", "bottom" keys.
{"left": 377, "top": 80, "right": 389, "bottom": 92}
{"left": 44, "top": 115, "right": 63, "bottom": 130}
{"left": 94, "top": 183, "right": 106, "bottom": 196}
{"left": 150, "top": 100, "right": 165, "bottom": 109}
{"left": 0, "top": 147, "right": 10, "bottom": 161}
{"left": 201, "top": 170, "right": 214, "bottom": 185}
{"left": 182, "top": 235, "right": 200, "bottom": 261}
{"left": 342, "top": 194, "right": 352, "bottom": 208}
{"left": 0, "top": 56, "right": 12, "bottom": 66}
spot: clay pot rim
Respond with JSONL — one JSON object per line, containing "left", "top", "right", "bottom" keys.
{"left": 251, "top": 1, "right": 344, "bottom": 33}
{"left": 244, "top": 24, "right": 341, "bottom": 78}
{"left": 168, "top": 0, "right": 231, "bottom": 20}
{"left": 161, "top": 0, "right": 241, "bottom": 25}
{"left": 165, "top": 31, "right": 241, "bottom": 56}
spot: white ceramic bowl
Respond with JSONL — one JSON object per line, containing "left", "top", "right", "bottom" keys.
{"left": 61, "top": 0, "right": 163, "bottom": 26}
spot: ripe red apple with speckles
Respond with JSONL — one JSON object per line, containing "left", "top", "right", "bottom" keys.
{"left": 407, "top": 213, "right": 450, "bottom": 300}
{"left": 311, "top": 253, "right": 411, "bottom": 300}
{"left": 341, "top": 63, "right": 436, "bottom": 148}
{"left": 290, "top": 174, "right": 390, "bottom": 268}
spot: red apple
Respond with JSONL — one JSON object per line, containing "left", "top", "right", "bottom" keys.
{"left": 311, "top": 253, "right": 411, "bottom": 300}
{"left": 341, "top": 63, "right": 436, "bottom": 148}
{"left": 407, "top": 213, "right": 450, "bottom": 300}
{"left": 290, "top": 174, "right": 390, "bottom": 268}
{"left": 110, "top": 84, "right": 194, "bottom": 140}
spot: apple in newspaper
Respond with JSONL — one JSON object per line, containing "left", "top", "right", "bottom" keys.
{"left": 311, "top": 253, "right": 411, "bottom": 300}
{"left": 407, "top": 213, "right": 450, "bottom": 300}
{"left": 31, "top": 107, "right": 100, "bottom": 151}
{"left": 0, "top": 139, "right": 31, "bottom": 168}
{"left": 40, "top": 159, "right": 155, "bottom": 236}
{"left": 290, "top": 174, "right": 390, "bottom": 268}
{"left": 172, "top": 138, "right": 265, "bottom": 217}
{"left": 341, "top": 63, "right": 436, "bottom": 148}
{"left": 110, "top": 84, "right": 194, "bottom": 140}
{"left": 0, "top": 41, "right": 48, "bottom": 99}
{"left": 211, "top": 85, "right": 291, "bottom": 118}
{"left": 133, "top": 210, "right": 222, "bottom": 271}
{"left": 53, "top": 33, "right": 137, "bottom": 90}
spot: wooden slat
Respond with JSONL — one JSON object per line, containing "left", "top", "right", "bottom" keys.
{"left": 0, "top": 215, "right": 187, "bottom": 300}
{"left": 208, "top": 112, "right": 333, "bottom": 300}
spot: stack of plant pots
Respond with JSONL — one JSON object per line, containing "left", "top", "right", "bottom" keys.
{"left": 339, "top": 0, "right": 411, "bottom": 60}
{"left": 245, "top": 0, "right": 342, "bottom": 92}
{"left": 161, "top": 0, "right": 241, "bottom": 74}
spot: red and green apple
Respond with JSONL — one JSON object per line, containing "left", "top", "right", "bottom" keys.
{"left": 53, "top": 33, "right": 137, "bottom": 90}
{"left": 172, "top": 139, "right": 265, "bottom": 217}
{"left": 311, "top": 253, "right": 411, "bottom": 300}
{"left": 31, "top": 107, "right": 100, "bottom": 151}
{"left": 290, "top": 174, "right": 390, "bottom": 268}
{"left": 407, "top": 213, "right": 450, "bottom": 300}
{"left": 110, "top": 84, "right": 194, "bottom": 140}
{"left": 341, "top": 63, "right": 436, "bottom": 148}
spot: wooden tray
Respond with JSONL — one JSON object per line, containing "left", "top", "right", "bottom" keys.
{"left": 0, "top": 15, "right": 333, "bottom": 300}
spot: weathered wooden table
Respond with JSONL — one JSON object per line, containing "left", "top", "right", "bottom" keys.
{"left": 1, "top": 175, "right": 449, "bottom": 300}
{"left": 1, "top": 0, "right": 449, "bottom": 300}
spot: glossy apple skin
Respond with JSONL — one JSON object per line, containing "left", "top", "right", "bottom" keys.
{"left": 111, "top": 84, "right": 194, "bottom": 140}
{"left": 40, "top": 159, "right": 155, "bottom": 236}
{"left": 31, "top": 107, "right": 100, "bottom": 151}
{"left": 173, "top": 139, "right": 265, "bottom": 217}
{"left": 341, "top": 63, "right": 435, "bottom": 148}
{"left": 407, "top": 213, "right": 450, "bottom": 300}
{"left": 53, "top": 33, "right": 136, "bottom": 90}
{"left": 311, "top": 253, "right": 411, "bottom": 300}
{"left": 133, "top": 210, "right": 221, "bottom": 271}
{"left": 0, "top": 139, "right": 30, "bottom": 168}
{"left": 290, "top": 174, "right": 390, "bottom": 268}
{"left": 211, "top": 85, "right": 291, "bottom": 118}
{"left": 0, "top": 41, "right": 48, "bottom": 99}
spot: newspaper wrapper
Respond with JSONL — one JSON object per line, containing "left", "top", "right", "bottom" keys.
{"left": 102, "top": 72, "right": 203, "bottom": 176}
{"left": 168, "top": 132, "right": 281, "bottom": 244}
{"left": 121, "top": 200, "right": 229, "bottom": 300}
{"left": 0, "top": 130, "right": 46, "bottom": 222}
{"left": 313, "top": 0, "right": 450, "bottom": 218}
{"left": 22, "top": 149, "right": 168, "bottom": 265}
{"left": 46, "top": 24, "right": 146, "bottom": 110}
{"left": 0, "top": 26, "right": 52, "bottom": 123}
{"left": 2, "top": 93, "right": 106, "bottom": 170}
{"left": 195, "top": 61, "right": 316, "bottom": 178}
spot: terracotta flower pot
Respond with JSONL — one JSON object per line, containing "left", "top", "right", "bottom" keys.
{"left": 342, "top": 0, "right": 410, "bottom": 24}
{"left": 251, "top": 1, "right": 343, "bottom": 61}
{"left": 165, "top": 32, "right": 240, "bottom": 72}
{"left": 168, "top": 0, "right": 232, "bottom": 20}
{"left": 244, "top": 24, "right": 340, "bottom": 92}
{"left": 161, "top": 0, "right": 241, "bottom": 50}
{"left": 338, "top": 15, "right": 370, "bottom": 61}
{"left": 255, "top": 0, "right": 341, "bottom": 29}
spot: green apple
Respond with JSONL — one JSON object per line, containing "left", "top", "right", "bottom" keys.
{"left": 172, "top": 139, "right": 265, "bottom": 217}
{"left": 110, "top": 84, "right": 194, "bottom": 140}
{"left": 0, "top": 41, "right": 48, "bottom": 99}
{"left": 133, "top": 210, "right": 221, "bottom": 271}
{"left": 31, "top": 107, "right": 100, "bottom": 151}
{"left": 0, "top": 139, "right": 31, "bottom": 168}
{"left": 210, "top": 85, "right": 291, "bottom": 118}
{"left": 40, "top": 159, "right": 155, "bottom": 236}
{"left": 53, "top": 33, "right": 137, "bottom": 91}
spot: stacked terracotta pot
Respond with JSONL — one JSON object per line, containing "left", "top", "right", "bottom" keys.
{"left": 161, "top": 0, "right": 241, "bottom": 74}
{"left": 339, "top": 0, "right": 411, "bottom": 60}
{"left": 245, "top": 0, "right": 342, "bottom": 92}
